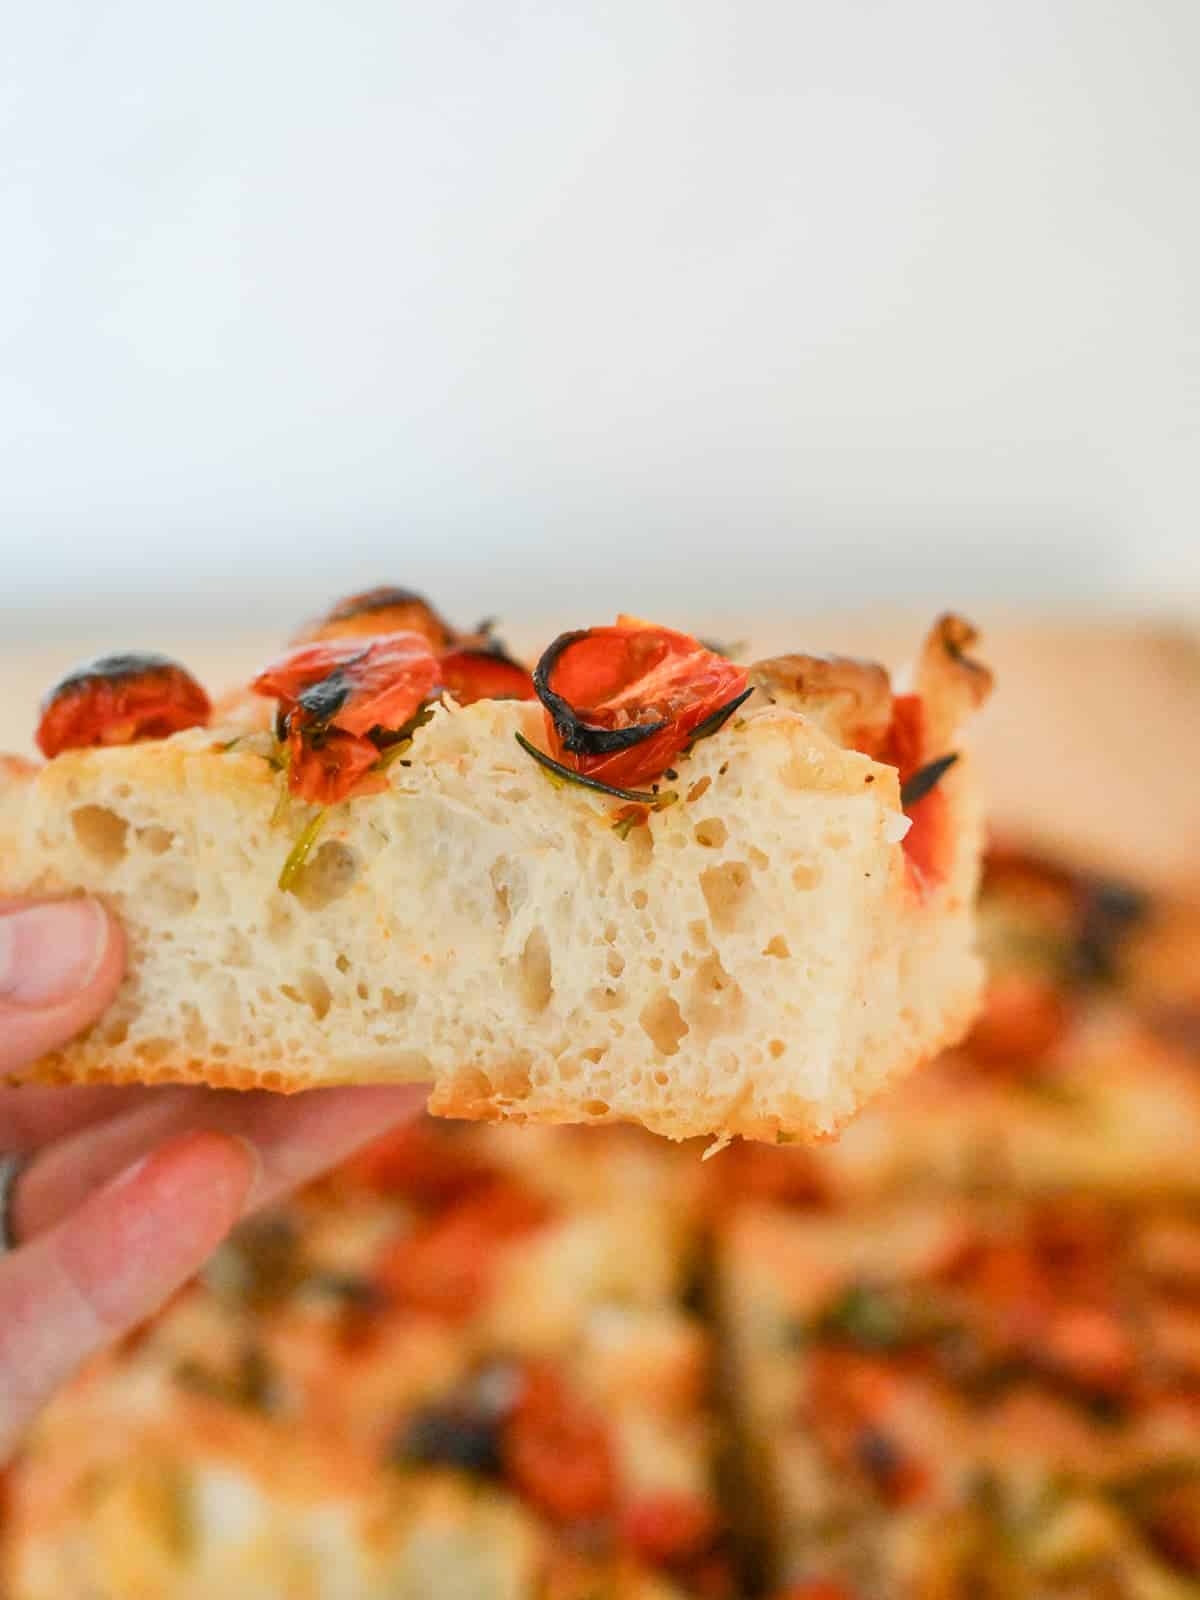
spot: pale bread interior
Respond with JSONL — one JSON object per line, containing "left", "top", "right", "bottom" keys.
{"left": 0, "top": 684, "right": 983, "bottom": 1143}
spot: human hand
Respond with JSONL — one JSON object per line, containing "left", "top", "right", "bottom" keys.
{"left": 0, "top": 896, "right": 424, "bottom": 1460}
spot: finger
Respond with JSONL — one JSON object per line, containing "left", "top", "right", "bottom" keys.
{"left": 0, "top": 1130, "right": 255, "bottom": 1462}
{"left": 0, "top": 1085, "right": 164, "bottom": 1154}
{"left": 0, "top": 900, "right": 125, "bottom": 1074}
{"left": 12, "top": 1084, "right": 426, "bottom": 1242}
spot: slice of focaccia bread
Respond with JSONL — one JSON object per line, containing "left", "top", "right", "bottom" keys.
{"left": 0, "top": 604, "right": 991, "bottom": 1144}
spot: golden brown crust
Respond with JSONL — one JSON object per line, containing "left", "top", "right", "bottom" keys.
{"left": 749, "top": 651, "right": 894, "bottom": 751}
{"left": 915, "top": 613, "right": 995, "bottom": 753}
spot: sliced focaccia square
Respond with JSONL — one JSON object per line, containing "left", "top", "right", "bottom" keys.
{"left": 0, "top": 597, "right": 991, "bottom": 1143}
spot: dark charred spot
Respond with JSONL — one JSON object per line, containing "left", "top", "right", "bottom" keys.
{"left": 392, "top": 1406, "right": 504, "bottom": 1477}
{"left": 814, "top": 1282, "right": 911, "bottom": 1352}
{"left": 388, "top": 1358, "right": 523, "bottom": 1477}
{"left": 174, "top": 1342, "right": 277, "bottom": 1413}
{"left": 1071, "top": 875, "right": 1151, "bottom": 984}
{"left": 303, "top": 1272, "right": 385, "bottom": 1311}
{"left": 534, "top": 630, "right": 669, "bottom": 757}
{"left": 327, "top": 586, "right": 432, "bottom": 623}
{"left": 42, "top": 650, "right": 184, "bottom": 707}
{"left": 855, "top": 1426, "right": 902, "bottom": 1488}
{"left": 305, "top": 586, "right": 459, "bottom": 650}
{"left": 295, "top": 663, "right": 361, "bottom": 728}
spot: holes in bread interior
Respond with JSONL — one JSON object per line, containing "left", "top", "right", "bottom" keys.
{"left": 763, "top": 934, "right": 791, "bottom": 959}
{"left": 291, "top": 841, "right": 359, "bottom": 911}
{"left": 639, "top": 989, "right": 689, "bottom": 1056}
{"left": 518, "top": 926, "right": 553, "bottom": 1015}
{"left": 280, "top": 969, "right": 332, "bottom": 1021}
{"left": 688, "top": 951, "right": 744, "bottom": 1038}
{"left": 700, "top": 860, "right": 752, "bottom": 933}
{"left": 490, "top": 857, "right": 527, "bottom": 931}
{"left": 143, "top": 872, "right": 200, "bottom": 917}
{"left": 792, "top": 860, "right": 821, "bottom": 891}
{"left": 693, "top": 816, "right": 728, "bottom": 849}
{"left": 138, "top": 824, "right": 175, "bottom": 857}
{"left": 70, "top": 805, "right": 129, "bottom": 866}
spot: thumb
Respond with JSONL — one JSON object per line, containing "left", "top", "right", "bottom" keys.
{"left": 0, "top": 900, "right": 125, "bottom": 1074}
{"left": 0, "top": 1130, "right": 255, "bottom": 1461}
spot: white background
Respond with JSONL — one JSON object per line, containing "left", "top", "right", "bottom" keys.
{"left": 2, "top": 0, "right": 1199, "bottom": 645}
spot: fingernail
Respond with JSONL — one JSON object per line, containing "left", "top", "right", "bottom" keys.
{"left": 108, "top": 1131, "right": 261, "bottom": 1211}
{"left": 0, "top": 899, "right": 111, "bottom": 1008}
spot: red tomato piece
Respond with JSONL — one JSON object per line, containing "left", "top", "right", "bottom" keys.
{"left": 253, "top": 633, "right": 439, "bottom": 803}
{"left": 534, "top": 621, "right": 749, "bottom": 791}
{"left": 621, "top": 1492, "right": 717, "bottom": 1565}
{"left": 36, "top": 653, "right": 211, "bottom": 758}
{"left": 704, "top": 1142, "right": 829, "bottom": 1211}
{"left": 503, "top": 1364, "right": 617, "bottom": 1522}
{"left": 283, "top": 726, "right": 383, "bottom": 806}
{"left": 879, "top": 693, "right": 950, "bottom": 890}
{"left": 966, "top": 970, "right": 1073, "bottom": 1067}
{"left": 439, "top": 648, "right": 536, "bottom": 705}
{"left": 341, "top": 1120, "right": 493, "bottom": 1203}
{"left": 254, "top": 634, "right": 439, "bottom": 740}
{"left": 373, "top": 1179, "right": 549, "bottom": 1320}
{"left": 880, "top": 692, "right": 924, "bottom": 779}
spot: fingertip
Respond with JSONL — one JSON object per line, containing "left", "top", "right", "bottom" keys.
{"left": 125, "top": 1129, "right": 260, "bottom": 1237}
{"left": 57, "top": 1130, "right": 260, "bottom": 1330}
{"left": 0, "top": 898, "right": 127, "bottom": 1073}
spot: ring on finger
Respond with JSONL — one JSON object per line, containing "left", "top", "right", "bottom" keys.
{"left": 0, "top": 1153, "right": 28, "bottom": 1255}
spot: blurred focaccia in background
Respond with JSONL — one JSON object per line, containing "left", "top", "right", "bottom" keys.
{"left": 5, "top": 1121, "right": 730, "bottom": 1600}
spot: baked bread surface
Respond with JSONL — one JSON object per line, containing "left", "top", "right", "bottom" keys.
{"left": 0, "top": 659, "right": 984, "bottom": 1143}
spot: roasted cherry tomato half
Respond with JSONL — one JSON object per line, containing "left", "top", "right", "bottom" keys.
{"left": 439, "top": 647, "right": 535, "bottom": 706}
{"left": 533, "top": 620, "right": 750, "bottom": 791}
{"left": 373, "top": 1179, "right": 549, "bottom": 1320}
{"left": 621, "top": 1492, "right": 718, "bottom": 1566}
{"left": 341, "top": 1119, "right": 494, "bottom": 1203}
{"left": 254, "top": 633, "right": 439, "bottom": 739}
{"left": 502, "top": 1364, "right": 616, "bottom": 1522}
{"left": 294, "top": 586, "right": 459, "bottom": 652}
{"left": 36, "top": 652, "right": 211, "bottom": 758}
{"left": 252, "top": 632, "right": 439, "bottom": 804}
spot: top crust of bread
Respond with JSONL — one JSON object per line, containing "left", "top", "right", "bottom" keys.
{"left": 0, "top": 647, "right": 985, "bottom": 1144}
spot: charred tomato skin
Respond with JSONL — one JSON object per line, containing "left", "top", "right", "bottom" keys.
{"left": 532, "top": 622, "right": 751, "bottom": 790}
{"left": 534, "top": 629, "right": 669, "bottom": 757}
{"left": 295, "top": 586, "right": 458, "bottom": 652}
{"left": 36, "top": 652, "right": 211, "bottom": 758}
{"left": 252, "top": 633, "right": 440, "bottom": 804}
